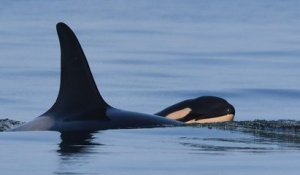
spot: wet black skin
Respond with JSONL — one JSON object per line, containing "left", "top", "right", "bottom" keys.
{"left": 10, "top": 23, "right": 234, "bottom": 132}
{"left": 156, "top": 96, "right": 235, "bottom": 122}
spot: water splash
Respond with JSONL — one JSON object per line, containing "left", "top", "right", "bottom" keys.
{"left": 197, "top": 120, "right": 300, "bottom": 145}
{"left": 0, "top": 118, "right": 24, "bottom": 131}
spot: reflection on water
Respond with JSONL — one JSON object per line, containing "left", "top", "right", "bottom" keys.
{"left": 55, "top": 123, "right": 300, "bottom": 158}
{"left": 1, "top": 127, "right": 298, "bottom": 175}
{"left": 179, "top": 136, "right": 276, "bottom": 154}
{"left": 49, "top": 126, "right": 300, "bottom": 175}
{"left": 58, "top": 132, "right": 102, "bottom": 155}
{"left": 55, "top": 132, "right": 103, "bottom": 175}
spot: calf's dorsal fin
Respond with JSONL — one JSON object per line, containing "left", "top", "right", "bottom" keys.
{"left": 43, "top": 22, "right": 109, "bottom": 120}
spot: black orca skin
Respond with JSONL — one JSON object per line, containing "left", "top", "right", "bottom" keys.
{"left": 11, "top": 23, "right": 183, "bottom": 132}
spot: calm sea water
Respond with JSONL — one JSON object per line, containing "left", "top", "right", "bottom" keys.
{"left": 1, "top": 0, "right": 300, "bottom": 174}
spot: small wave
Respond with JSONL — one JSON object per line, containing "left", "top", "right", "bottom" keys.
{"left": 0, "top": 119, "right": 24, "bottom": 131}
{"left": 2, "top": 118, "right": 300, "bottom": 138}
{"left": 197, "top": 120, "right": 300, "bottom": 133}
{"left": 197, "top": 120, "right": 300, "bottom": 145}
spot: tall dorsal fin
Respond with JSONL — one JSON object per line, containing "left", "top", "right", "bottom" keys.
{"left": 43, "top": 22, "right": 109, "bottom": 120}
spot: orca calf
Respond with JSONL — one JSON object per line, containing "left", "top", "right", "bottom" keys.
{"left": 156, "top": 96, "right": 235, "bottom": 124}
{"left": 10, "top": 23, "right": 234, "bottom": 132}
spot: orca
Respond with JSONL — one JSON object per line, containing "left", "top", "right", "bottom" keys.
{"left": 10, "top": 23, "right": 234, "bottom": 132}
{"left": 156, "top": 96, "right": 235, "bottom": 124}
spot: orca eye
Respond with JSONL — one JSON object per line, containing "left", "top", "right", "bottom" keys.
{"left": 226, "top": 105, "right": 235, "bottom": 114}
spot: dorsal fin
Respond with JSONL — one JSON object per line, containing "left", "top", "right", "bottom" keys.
{"left": 43, "top": 22, "right": 109, "bottom": 120}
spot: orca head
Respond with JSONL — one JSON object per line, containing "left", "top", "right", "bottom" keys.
{"left": 156, "top": 96, "right": 235, "bottom": 124}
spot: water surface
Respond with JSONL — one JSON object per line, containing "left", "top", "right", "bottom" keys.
{"left": 1, "top": 127, "right": 300, "bottom": 175}
{"left": 1, "top": 0, "right": 300, "bottom": 174}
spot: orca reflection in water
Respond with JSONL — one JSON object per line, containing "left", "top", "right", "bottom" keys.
{"left": 58, "top": 132, "right": 102, "bottom": 154}
{"left": 10, "top": 23, "right": 234, "bottom": 132}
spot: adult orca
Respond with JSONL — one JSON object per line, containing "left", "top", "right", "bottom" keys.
{"left": 10, "top": 23, "right": 234, "bottom": 132}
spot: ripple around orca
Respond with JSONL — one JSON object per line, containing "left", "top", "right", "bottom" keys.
{"left": 2, "top": 118, "right": 300, "bottom": 131}
{"left": 0, "top": 119, "right": 24, "bottom": 131}
{"left": 2, "top": 118, "right": 300, "bottom": 146}
{"left": 196, "top": 120, "right": 300, "bottom": 150}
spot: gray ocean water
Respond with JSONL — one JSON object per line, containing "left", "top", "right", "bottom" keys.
{"left": 1, "top": 0, "right": 300, "bottom": 174}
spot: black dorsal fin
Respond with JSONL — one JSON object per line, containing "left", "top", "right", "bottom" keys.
{"left": 43, "top": 22, "right": 109, "bottom": 120}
